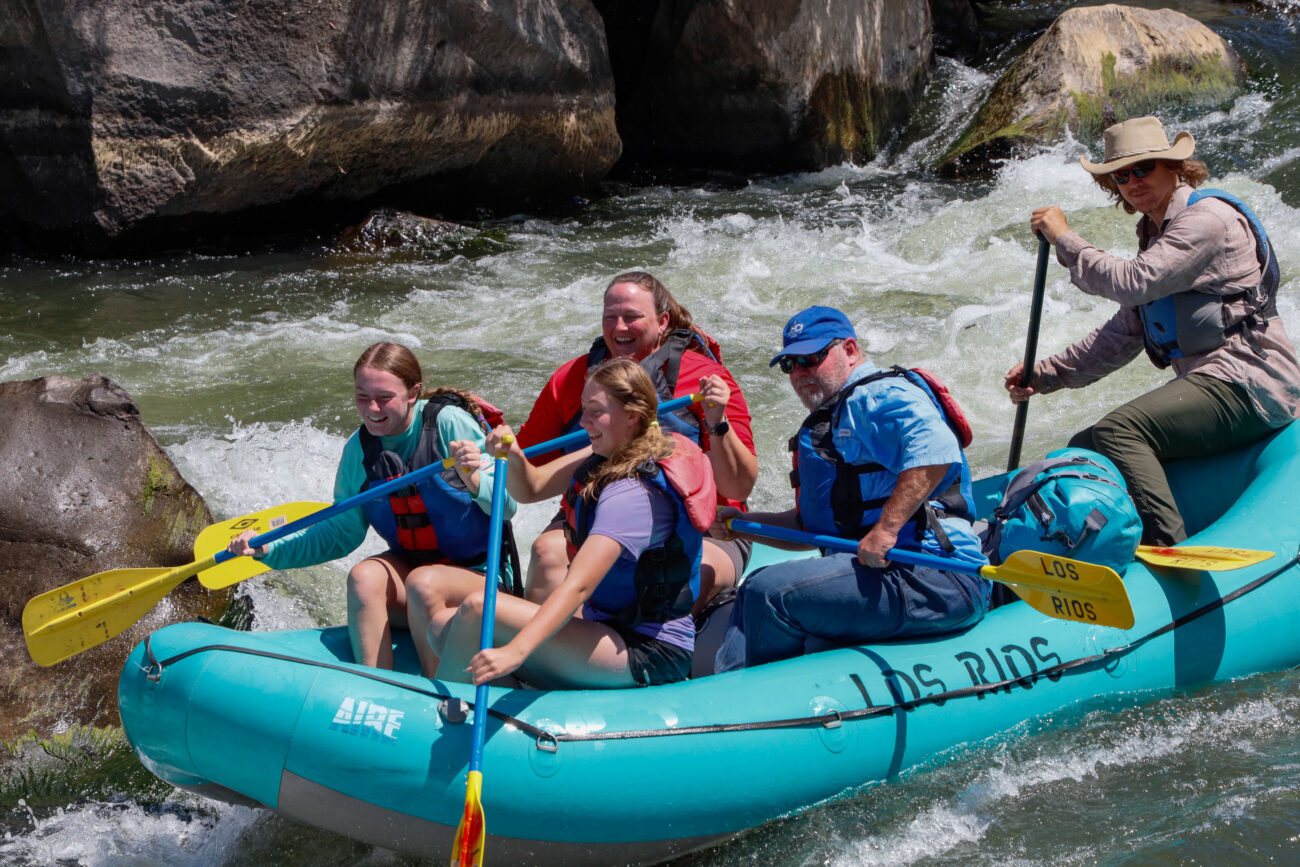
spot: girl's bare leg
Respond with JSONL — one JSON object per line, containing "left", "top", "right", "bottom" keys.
{"left": 523, "top": 526, "right": 569, "bottom": 604}
{"left": 404, "top": 564, "right": 493, "bottom": 677}
{"left": 346, "top": 553, "right": 410, "bottom": 669}
{"left": 434, "top": 592, "right": 636, "bottom": 689}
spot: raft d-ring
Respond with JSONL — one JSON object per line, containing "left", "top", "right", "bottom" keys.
{"left": 809, "top": 696, "right": 849, "bottom": 754}
{"left": 141, "top": 637, "right": 163, "bottom": 682}
{"left": 535, "top": 731, "right": 559, "bottom": 753}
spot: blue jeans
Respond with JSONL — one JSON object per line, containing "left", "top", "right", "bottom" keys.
{"left": 714, "top": 553, "right": 991, "bottom": 672}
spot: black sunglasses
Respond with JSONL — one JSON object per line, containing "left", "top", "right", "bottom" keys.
{"left": 777, "top": 341, "right": 839, "bottom": 374}
{"left": 1111, "top": 160, "right": 1158, "bottom": 185}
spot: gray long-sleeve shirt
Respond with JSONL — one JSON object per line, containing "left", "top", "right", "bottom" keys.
{"left": 1032, "top": 184, "right": 1300, "bottom": 427}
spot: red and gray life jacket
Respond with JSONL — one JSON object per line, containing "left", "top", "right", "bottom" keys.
{"left": 1139, "top": 189, "right": 1281, "bottom": 368}
{"left": 359, "top": 394, "right": 505, "bottom": 569}
{"left": 558, "top": 328, "right": 721, "bottom": 447}
{"left": 790, "top": 367, "right": 975, "bottom": 550}
{"left": 561, "top": 433, "right": 716, "bottom": 628}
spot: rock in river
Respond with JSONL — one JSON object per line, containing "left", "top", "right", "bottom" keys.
{"left": 940, "top": 4, "right": 1242, "bottom": 173}
{"left": 0, "top": 374, "right": 230, "bottom": 740}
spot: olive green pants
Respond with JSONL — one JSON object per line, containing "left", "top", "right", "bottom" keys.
{"left": 1068, "top": 373, "right": 1275, "bottom": 546}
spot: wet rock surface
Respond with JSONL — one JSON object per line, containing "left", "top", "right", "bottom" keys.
{"left": 0, "top": 374, "right": 230, "bottom": 740}
{"left": 941, "top": 4, "right": 1241, "bottom": 173}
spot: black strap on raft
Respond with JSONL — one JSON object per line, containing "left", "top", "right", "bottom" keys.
{"left": 146, "top": 546, "right": 1297, "bottom": 752}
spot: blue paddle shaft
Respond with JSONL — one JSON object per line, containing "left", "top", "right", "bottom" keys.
{"left": 468, "top": 449, "right": 510, "bottom": 775}
{"left": 728, "top": 519, "right": 982, "bottom": 578}
{"left": 229, "top": 393, "right": 700, "bottom": 558}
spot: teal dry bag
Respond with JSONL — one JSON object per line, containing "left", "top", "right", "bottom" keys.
{"left": 984, "top": 448, "right": 1141, "bottom": 574}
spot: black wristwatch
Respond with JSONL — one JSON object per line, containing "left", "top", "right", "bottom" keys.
{"left": 709, "top": 417, "right": 730, "bottom": 437}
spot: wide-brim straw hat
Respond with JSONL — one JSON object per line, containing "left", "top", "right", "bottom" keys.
{"left": 1080, "top": 116, "right": 1196, "bottom": 175}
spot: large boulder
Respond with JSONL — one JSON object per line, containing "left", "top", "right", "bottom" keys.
{"left": 0, "top": 0, "right": 619, "bottom": 249}
{"left": 0, "top": 374, "right": 229, "bottom": 740}
{"left": 940, "top": 4, "right": 1242, "bottom": 173}
{"left": 597, "top": 0, "right": 933, "bottom": 171}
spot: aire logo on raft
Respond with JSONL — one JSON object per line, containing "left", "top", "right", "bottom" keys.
{"left": 331, "top": 697, "right": 405, "bottom": 743}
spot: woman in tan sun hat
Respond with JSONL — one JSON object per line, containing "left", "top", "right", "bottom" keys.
{"left": 1002, "top": 115, "right": 1300, "bottom": 547}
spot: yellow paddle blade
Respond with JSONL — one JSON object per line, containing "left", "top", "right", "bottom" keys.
{"left": 194, "top": 502, "right": 329, "bottom": 589}
{"left": 990, "top": 551, "right": 1134, "bottom": 630}
{"left": 23, "top": 567, "right": 189, "bottom": 667}
{"left": 1135, "top": 544, "right": 1274, "bottom": 572}
{"left": 451, "top": 770, "right": 485, "bottom": 867}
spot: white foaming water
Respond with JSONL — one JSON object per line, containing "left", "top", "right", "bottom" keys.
{"left": 168, "top": 419, "right": 361, "bottom": 629}
{"left": 827, "top": 685, "right": 1300, "bottom": 866}
{"left": 0, "top": 795, "right": 262, "bottom": 867}
{"left": 173, "top": 419, "right": 343, "bottom": 517}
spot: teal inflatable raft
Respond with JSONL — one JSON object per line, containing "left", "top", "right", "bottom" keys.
{"left": 119, "top": 423, "right": 1300, "bottom": 865}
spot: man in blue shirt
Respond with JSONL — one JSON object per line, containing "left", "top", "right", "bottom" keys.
{"left": 714, "top": 306, "right": 990, "bottom": 671}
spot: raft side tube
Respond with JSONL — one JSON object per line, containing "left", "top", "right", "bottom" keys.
{"left": 119, "top": 622, "right": 323, "bottom": 807}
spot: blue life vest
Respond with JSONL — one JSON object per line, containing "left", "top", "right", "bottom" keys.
{"left": 790, "top": 368, "right": 975, "bottom": 549}
{"left": 560, "top": 329, "right": 719, "bottom": 447}
{"left": 561, "top": 452, "right": 704, "bottom": 628}
{"left": 1138, "top": 189, "right": 1281, "bottom": 368}
{"left": 358, "top": 396, "right": 493, "bottom": 567}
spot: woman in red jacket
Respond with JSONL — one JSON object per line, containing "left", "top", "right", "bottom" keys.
{"left": 515, "top": 271, "right": 757, "bottom": 616}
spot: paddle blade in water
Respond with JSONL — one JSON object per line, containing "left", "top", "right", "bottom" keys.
{"left": 22, "top": 567, "right": 185, "bottom": 666}
{"left": 1135, "top": 544, "right": 1274, "bottom": 572}
{"left": 194, "top": 502, "right": 329, "bottom": 589}
{"left": 451, "top": 770, "right": 486, "bottom": 867}
{"left": 992, "top": 551, "right": 1135, "bottom": 630}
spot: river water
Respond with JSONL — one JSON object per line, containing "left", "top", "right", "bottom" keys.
{"left": 4, "top": 3, "right": 1300, "bottom": 864}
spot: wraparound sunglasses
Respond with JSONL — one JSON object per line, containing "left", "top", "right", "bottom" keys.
{"left": 1111, "top": 160, "right": 1158, "bottom": 184}
{"left": 777, "top": 341, "right": 838, "bottom": 373}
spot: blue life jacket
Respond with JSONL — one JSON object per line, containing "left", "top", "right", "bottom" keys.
{"left": 790, "top": 368, "right": 975, "bottom": 550}
{"left": 559, "top": 329, "right": 719, "bottom": 448}
{"left": 561, "top": 451, "right": 704, "bottom": 628}
{"left": 358, "top": 396, "right": 493, "bottom": 567}
{"left": 1138, "top": 189, "right": 1281, "bottom": 368}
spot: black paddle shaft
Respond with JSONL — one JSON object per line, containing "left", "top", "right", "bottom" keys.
{"left": 1007, "top": 236, "right": 1051, "bottom": 471}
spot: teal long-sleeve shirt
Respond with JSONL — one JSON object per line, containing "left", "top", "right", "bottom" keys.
{"left": 261, "top": 400, "right": 517, "bottom": 572}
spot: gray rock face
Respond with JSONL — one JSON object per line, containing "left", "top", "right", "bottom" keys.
{"left": 0, "top": 374, "right": 227, "bottom": 739}
{"left": 601, "top": 0, "right": 933, "bottom": 171}
{"left": 2, "top": 0, "right": 945, "bottom": 250}
{"left": 1, "top": 0, "right": 620, "bottom": 242}
{"left": 941, "top": 4, "right": 1242, "bottom": 172}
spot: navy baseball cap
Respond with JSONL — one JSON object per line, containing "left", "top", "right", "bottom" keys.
{"left": 770, "top": 306, "right": 857, "bottom": 366}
